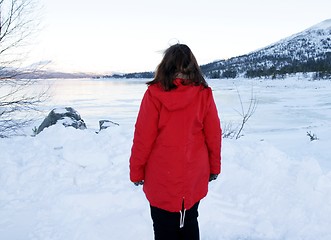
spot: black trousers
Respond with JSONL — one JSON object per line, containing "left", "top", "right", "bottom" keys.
{"left": 150, "top": 202, "right": 200, "bottom": 240}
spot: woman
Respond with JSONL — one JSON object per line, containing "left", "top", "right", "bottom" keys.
{"left": 129, "top": 44, "right": 222, "bottom": 240}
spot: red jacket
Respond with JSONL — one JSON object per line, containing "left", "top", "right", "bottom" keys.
{"left": 130, "top": 79, "right": 221, "bottom": 212}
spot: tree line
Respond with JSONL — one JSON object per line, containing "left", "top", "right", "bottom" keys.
{"left": 205, "top": 53, "right": 331, "bottom": 79}
{"left": 244, "top": 53, "right": 331, "bottom": 79}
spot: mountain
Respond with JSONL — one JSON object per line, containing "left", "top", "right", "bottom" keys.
{"left": 3, "top": 68, "right": 100, "bottom": 79}
{"left": 201, "top": 19, "right": 331, "bottom": 79}
{"left": 105, "top": 71, "right": 154, "bottom": 79}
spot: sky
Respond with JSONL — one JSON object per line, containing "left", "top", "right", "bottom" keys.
{"left": 27, "top": 0, "right": 331, "bottom": 74}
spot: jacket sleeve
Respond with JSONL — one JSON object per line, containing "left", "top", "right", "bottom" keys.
{"left": 203, "top": 88, "right": 222, "bottom": 175}
{"left": 129, "top": 88, "right": 159, "bottom": 182}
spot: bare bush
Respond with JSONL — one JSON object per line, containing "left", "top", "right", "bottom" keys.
{"left": 234, "top": 87, "right": 258, "bottom": 139}
{"left": 307, "top": 131, "right": 318, "bottom": 141}
{"left": 0, "top": 0, "right": 46, "bottom": 137}
{"left": 0, "top": 78, "right": 48, "bottom": 137}
{"left": 221, "top": 122, "right": 236, "bottom": 139}
{"left": 222, "top": 86, "right": 258, "bottom": 139}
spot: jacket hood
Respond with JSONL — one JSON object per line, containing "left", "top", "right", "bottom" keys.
{"left": 148, "top": 79, "right": 203, "bottom": 111}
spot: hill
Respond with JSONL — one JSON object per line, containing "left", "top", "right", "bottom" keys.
{"left": 201, "top": 19, "right": 331, "bottom": 79}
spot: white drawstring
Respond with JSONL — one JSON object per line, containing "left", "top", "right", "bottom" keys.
{"left": 179, "top": 208, "right": 186, "bottom": 228}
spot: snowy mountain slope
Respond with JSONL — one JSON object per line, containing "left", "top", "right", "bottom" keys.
{"left": 254, "top": 19, "right": 331, "bottom": 61}
{"left": 202, "top": 19, "right": 331, "bottom": 78}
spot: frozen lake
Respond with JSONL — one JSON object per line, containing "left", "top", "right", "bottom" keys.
{"left": 42, "top": 77, "right": 331, "bottom": 138}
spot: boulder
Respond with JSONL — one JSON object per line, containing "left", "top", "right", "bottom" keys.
{"left": 37, "top": 107, "right": 86, "bottom": 134}
{"left": 98, "top": 120, "right": 119, "bottom": 131}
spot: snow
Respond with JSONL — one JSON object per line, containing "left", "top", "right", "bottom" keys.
{"left": 1, "top": 77, "right": 331, "bottom": 239}
{"left": 309, "top": 19, "right": 331, "bottom": 31}
{"left": 53, "top": 107, "right": 73, "bottom": 115}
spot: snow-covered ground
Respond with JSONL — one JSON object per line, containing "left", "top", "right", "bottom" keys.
{"left": 1, "top": 77, "right": 331, "bottom": 240}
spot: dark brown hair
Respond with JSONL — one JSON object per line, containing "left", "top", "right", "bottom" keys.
{"left": 147, "top": 44, "right": 208, "bottom": 91}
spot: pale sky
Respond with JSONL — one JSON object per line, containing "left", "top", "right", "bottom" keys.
{"left": 28, "top": 0, "right": 331, "bottom": 74}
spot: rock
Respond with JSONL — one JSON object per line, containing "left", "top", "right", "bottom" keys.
{"left": 37, "top": 107, "right": 86, "bottom": 134}
{"left": 98, "top": 120, "right": 119, "bottom": 131}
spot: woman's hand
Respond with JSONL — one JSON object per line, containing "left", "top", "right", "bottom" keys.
{"left": 133, "top": 180, "right": 144, "bottom": 186}
{"left": 209, "top": 174, "right": 218, "bottom": 182}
